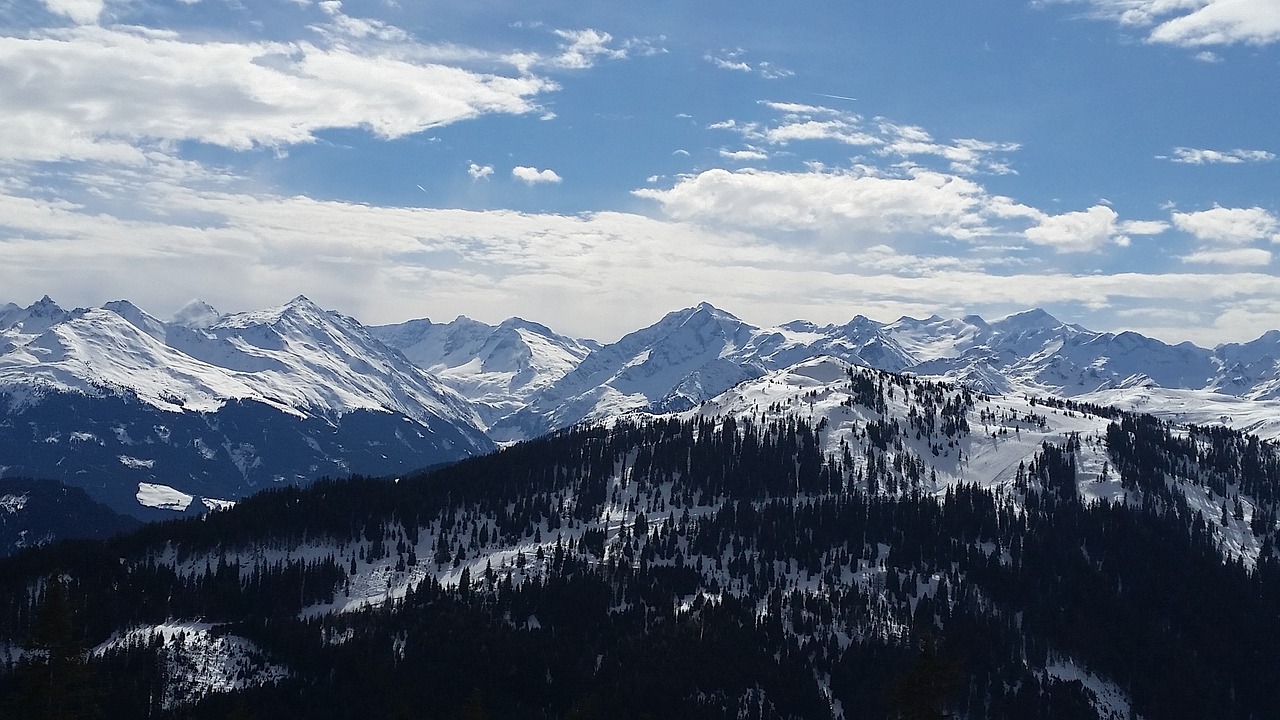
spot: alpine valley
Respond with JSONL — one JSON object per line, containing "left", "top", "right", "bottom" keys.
{"left": 3, "top": 296, "right": 1280, "bottom": 718}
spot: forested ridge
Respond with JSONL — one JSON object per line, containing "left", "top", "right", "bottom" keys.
{"left": 3, "top": 366, "right": 1280, "bottom": 719}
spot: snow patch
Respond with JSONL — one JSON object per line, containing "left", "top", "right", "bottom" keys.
{"left": 93, "top": 621, "right": 288, "bottom": 709}
{"left": 1044, "top": 659, "right": 1133, "bottom": 720}
{"left": 137, "top": 482, "right": 193, "bottom": 512}
{"left": 0, "top": 493, "right": 28, "bottom": 513}
{"left": 118, "top": 455, "right": 155, "bottom": 469}
{"left": 201, "top": 497, "right": 237, "bottom": 512}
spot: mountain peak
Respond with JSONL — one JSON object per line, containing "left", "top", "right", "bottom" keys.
{"left": 688, "top": 301, "right": 741, "bottom": 323}
{"left": 102, "top": 299, "right": 144, "bottom": 315}
{"left": 286, "top": 295, "right": 321, "bottom": 310}
{"left": 496, "top": 316, "right": 556, "bottom": 336}
{"left": 171, "top": 299, "right": 222, "bottom": 329}
{"left": 993, "top": 308, "right": 1062, "bottom": 332}
{"left": 29, "top": 295, "right": 63, "bottom": 315}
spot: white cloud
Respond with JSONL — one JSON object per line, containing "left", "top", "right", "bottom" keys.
{"left": 1077, "top": 0, "right": 1280, "bottom": 47}
{"left": 710, "top": 103, "right": 1018, "bottom": 175}
{"left": 312, "top": 1, "right": 410, "bottom": 42}
{"left": 468, "top": 163, "right": 494, "bottom": 180}
{"left": 1166, "top": 147, "right": 1275, "bottom": 164}
{"left": 4, "top": 156, "right": 1280, "bottom": 344}
{"left": 1147, "top": 1, "right": 1280, "bottom": 47}
{"left": 633, "top": 167, "right": 1016, "bottom": 239}
{"left": 1194, "top": 50, "right": 1223, "bottom": 61}
{"left": 499, "top": 27, "right": 654, "bottom": 74}
{"left": 512, "top": 166, "right": 562, "bottom": 184}
{"left": 878, "top": 123, "right": 1021, "bottom": 175}
{"left": 1181, "top": 247, "right": 1273, "bottom": 266}
{"left": 0, "top": 26, "right": 552, "bottom": 163}
{"left": 719, "top": 147, "right": 770, "bottom": 162}
{"left": 551, "top": 28, "right": 627, "bottom": 69}
{"left": 1120, "top": 219, "right": 1170, "bottom": 235}
{"left": 762, "top": 101, "right": 840, "bottom": 115}
{"left": 41, "top": 0, "right": 103, "bottom": 26}
{"left": 704, "top": 49, "right": 792, "bottom": 78}
{"left": 757, "top": 63, "right": 794, "bottom": 80}
{"left": 764, "top": 120, "right": 882, "bottom": 147}
{"left": 1024, "top": 205, "right": 1123, "bottom": 252}
{"left": 1172, "top": 206, "right": 1280, "bottom": 243}
{"left": 705, "top": 49, "right": 752, "bottom": 72}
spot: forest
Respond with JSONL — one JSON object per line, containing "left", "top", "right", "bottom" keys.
{"left": 2, "top": 369, "right": 1279, "bottom": 719}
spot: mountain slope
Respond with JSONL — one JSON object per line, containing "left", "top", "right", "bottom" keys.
{"left": 0, "top": 477, "right": 140, "bottom": 556}
{"left": 0, "top": 296, "right": 492, "bottom": 518}
{"left": 370, "top": 315, "right": 598, "bottom": 429}
{"left": 489, "top": 304, "right": 917, "bottom": 442}
{"left": 2, "top": 357, "right": 1277, "bottom": 718}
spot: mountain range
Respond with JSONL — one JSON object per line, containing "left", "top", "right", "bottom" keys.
{"left": 3, "top": 353, "right": 1277, "bottom": 718}
{"left": 5, "top": 294, "right": 1280, "bottom": 520}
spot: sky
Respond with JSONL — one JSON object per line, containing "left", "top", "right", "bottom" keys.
{"left": 1, "top": 0, "right": 1278, "bottom": 346}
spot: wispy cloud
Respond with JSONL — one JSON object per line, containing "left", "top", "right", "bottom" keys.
{"left": 1164, "top": 147, "right": 1275, "bottom": 164}
{"left": 719, "top": 147, "right": 770, "bottom": 162}
{"left": 877, "top": 122, "right": 1022, "bottom": 175}
{"left": 709, "top": 101, "right": 1019, "bottom": 175}
{"left": 500, "top": 27, "right": 659, "bottom": 74}
{"left": 1181, "top": 247, "right": 1273, "bottom": 266}
{"left": 704, "top": 49, "right": 793, "bottom": 79}
{"left": 550, "top": 28, "right": 628, "bottom": 69}
{"left": 705, "top": 49, "right": 752, "bottom": 72}
{"left": 312, "top": 1, "right": 410, "bottom": 43}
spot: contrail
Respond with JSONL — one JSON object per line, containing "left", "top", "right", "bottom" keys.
{"left": 814, "top": 92, "right": 858, "bottom": 102}
{"left": 416, "top": 184, "right": 428, "bottom": 193}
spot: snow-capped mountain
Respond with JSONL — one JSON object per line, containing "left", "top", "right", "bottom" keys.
{"left": 370, "top": 315, "right": 598, "bottom": 430}
{"left": 1, "top": 294, "right": 487, "bottom": 429}
{"left": 487, "top": 303, "right": 926, "bottom": 442}
{"left": 7, "top": 351, "right": 1273, "bottom": 717}
{"left": 11, "top": 292, "right": 1280, "bottom": 516}
{"left": 0, "top": 296, "right": 492, "bottom": 518}
{"left": 1211, "top": 330, "right": 1280, "bottom": 400}
{"left": 368, "top": 298, "right": 1280, "bottom": 443}
{"left": 905, "top": 309, "right": 1219, "bottom": 396}
{"left": 489, "top": 303, "right": 763, "bottom": 441}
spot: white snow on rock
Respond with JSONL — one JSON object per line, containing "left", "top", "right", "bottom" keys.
{"left": 1044, "top": 659, "right": 1134, "bottom": 720}
{"left": 118, "top": 455, "right": 155, "bottom": 469}
{"left": 93, "top": 622, "right": 288, "bottom": 709}
{"left": 170, "top": 299, "right": 222, "bottom": 329}
{"left": 137, "top": 482, "right": 194, "bottom": 512}
{"left": 371, "top": 315, "right": 597, "bottom": 430}
{"left": 0, "top": 295, "right": 487, "bottom": 446}
{"left": 0, "top": 493, "right": 27, "bottom": 514}
{"left": 200, "top": 497, "right": 237, "bottom": 512}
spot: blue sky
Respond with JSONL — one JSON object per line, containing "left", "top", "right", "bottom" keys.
{"left": 1, "top": 0, "right": 1278, "bottom": 344}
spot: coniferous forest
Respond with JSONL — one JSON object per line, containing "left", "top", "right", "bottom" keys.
{"left": 2, "top": 368, "right": 1280, "bottom": 719}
